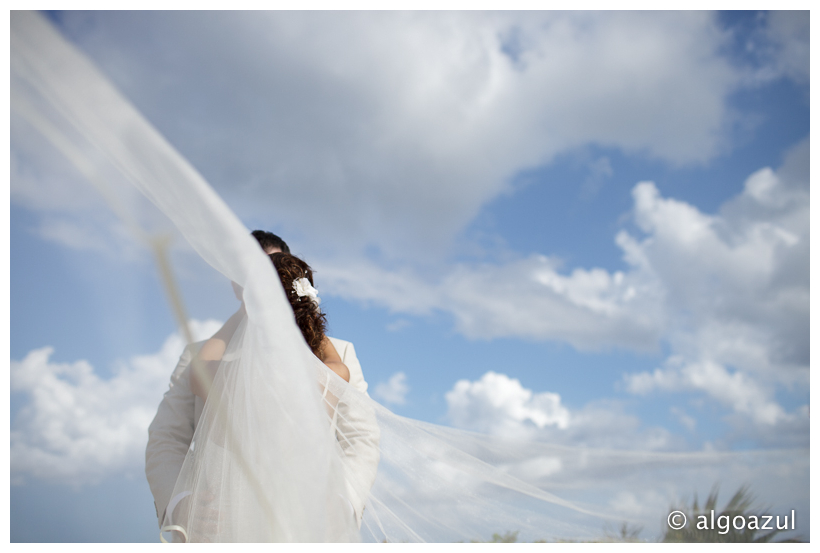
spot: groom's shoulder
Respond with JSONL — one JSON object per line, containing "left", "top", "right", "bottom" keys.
{"left": 170, "top": 340, "right": 207, "bottom": 380}
{"left": 327, "top": 335, "right": 353, "bottom": 349}
{"left": 327, "top": 336, "right": 358, "bottom": 361}
{"left": 327, "top": 336, "right": 369, "bottom": 393}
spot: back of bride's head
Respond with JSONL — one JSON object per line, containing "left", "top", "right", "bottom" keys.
{"left": 269, "top": 252, "right": 327, "bottom": 354}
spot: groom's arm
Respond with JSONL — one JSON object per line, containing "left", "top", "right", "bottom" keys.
{"left": 190, "top": 306, "right": 245, "bottom": 400}
{"left": 145, "top": 344, "right": 199, "bottom": 528}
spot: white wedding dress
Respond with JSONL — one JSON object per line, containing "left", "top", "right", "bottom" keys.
{"left": 11, "top": 11, "right": 808, "bottom": 543}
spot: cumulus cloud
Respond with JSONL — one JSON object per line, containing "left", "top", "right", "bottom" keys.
{"left": 374, "top": 372, "right": 409, "bottom": 406}
{"left": 323, "top": 136, "right": 806, "bottom": 362}
{"left": 23, "top": 11, "right": 783, "bottom": 261}
{"left": 445, "top": 371, "right": 678, "bottom": 450}
{"left": 10, "top": 319, "right": 222, "bottom": 484}
{"left": 333, "top": 140, "right": 808, "bottom": 437}
{"left": 446, "top": 371, "right": 570, "bottom": 439}
{"left": 619, "top": 139, "right": 808, "bottom": 431}
{"left": 626, "top": 357, "right": 786, "bottom": 425}
{"left": 319, "top": 253, "right": 663, "bottom": 351}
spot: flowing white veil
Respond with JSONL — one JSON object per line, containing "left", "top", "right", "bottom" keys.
{"left": 11, "top": 11, "right": 808, "bottom": 543}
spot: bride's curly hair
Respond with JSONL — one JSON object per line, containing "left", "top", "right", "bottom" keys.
{"left": 269, "top": 252, "right": 327, "bottom": 355}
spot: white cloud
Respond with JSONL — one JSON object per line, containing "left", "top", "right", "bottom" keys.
{"left": 626, "top": 357, "right": 786, "bottom": 426}
{"left": 447, "top": 257, "right": 663, "bottom": 350}
{"left": 373, "top": 372, "right": 410, "bottom": 406}
{"left": 23, "top": 11, "right": 771, "bottom": 261}
{"left": 331, "top": 140, "right": 807, "bottom": 435}
{"left": 318, "top": 254, "right": 664, "bottom": 351}
{"left": 558, "top": 399, "right": 677, "bottom": 451}
{"left": 617, "top": 140, "right": 808, "bottom": 429}
{"left": 322, "top": 135, "right": 806, "bottom": 366}
{"left": 752, "top": 11, "right": 810, "bottom": 84}
{"left": 444, "top": 370, "right": 677, "bottom": 450}
{"left": 446, "top": 371, "right": 570, "bottom": 439}
{"left": 10, "top": 319, "right": 222, "bottom": 484}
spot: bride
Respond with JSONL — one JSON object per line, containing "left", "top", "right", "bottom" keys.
{"left": 175, "top": 250, "right": 380, "bottom": 541}
{"left": 13, "top": 11, "right": 804, "bottom": 543}
{"left": 191, "top": 252, "right": 353, "bottom": 400}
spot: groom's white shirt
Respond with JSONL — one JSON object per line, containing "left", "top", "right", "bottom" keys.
{"left": 145, "top": 336, "right": 379, "bottom": 529}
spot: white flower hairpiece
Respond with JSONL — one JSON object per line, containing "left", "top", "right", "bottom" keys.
{"left": 293, "top": 277, "right": 321, "bottom": 308}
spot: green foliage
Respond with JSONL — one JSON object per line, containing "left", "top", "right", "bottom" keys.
{"left": 468, "top": 530, "right": 519, "bottom": 543}
{"left": 489, "top": 531, "right": 519, "bottom": 543}
{"left": 476, "top": 524, "right": 643, "bottom": 543}
{"left": 607, "top": 522, "right": 643, "bottom": 542}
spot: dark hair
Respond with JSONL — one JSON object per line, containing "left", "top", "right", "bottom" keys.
{"left": 252, "top": 230, "right": 290, "bottom": 254}
{"left": 269, "top": 252, "right": 327, "bottom": 355}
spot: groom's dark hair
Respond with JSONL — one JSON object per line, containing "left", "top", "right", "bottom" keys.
{"left": 252, "top": 230, "right": 290, "bottom": 254}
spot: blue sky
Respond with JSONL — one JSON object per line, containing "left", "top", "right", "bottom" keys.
{"left": 10, "top": 11, "right": 810, "bottom": 542}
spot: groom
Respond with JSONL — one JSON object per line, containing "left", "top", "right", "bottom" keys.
{"left": 145, "top": 230, "right": 379, "bottom": 532}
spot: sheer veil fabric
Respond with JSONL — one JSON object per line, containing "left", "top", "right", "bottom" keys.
{"left": 12, "top": 12, "right": 808, "bottom": 543}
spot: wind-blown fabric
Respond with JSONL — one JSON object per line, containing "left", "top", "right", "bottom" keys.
{"left": 11, "top": 11, "right": 808, "bottom": 543}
